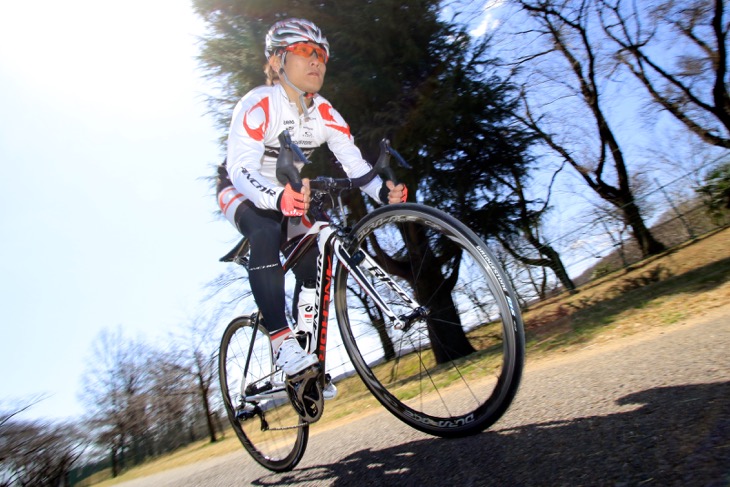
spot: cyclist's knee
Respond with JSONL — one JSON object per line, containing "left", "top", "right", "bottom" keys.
{"left": 217, "top": 185, "right": 245, "bottom": 227}
{"left": 291, "top": 247, "right": 318, "bottom": 283}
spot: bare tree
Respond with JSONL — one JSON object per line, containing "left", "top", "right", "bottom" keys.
{"left": 204, "top": 255, "right": 253, "bottom": 320}
{"left": 79, "top": 327, "right": 151, "bottom": 477}
{"left": 1, "top": 399, "right": 85, "bottom": 487}
{"left": 171, "top": 315, "right": 222, "bottom": 444}
{"left": 509, "top": 0, "right": 667, "bottom": 257}
{"left": 492, "top": 164, "right": 577, "bottom": 292}
{"left": 599, "top": 0, "right": 730, "bottom": 148}
{"left": 144, "top": 350, "right": 197, "bottom": 454}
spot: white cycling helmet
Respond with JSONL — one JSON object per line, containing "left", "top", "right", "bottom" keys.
{"left": 265, "top": 18, "right": 330, "bottom": 60}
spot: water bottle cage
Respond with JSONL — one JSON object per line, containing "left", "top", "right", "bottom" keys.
{"left": 294, "top": 331, "right": 315, "bottom": 355}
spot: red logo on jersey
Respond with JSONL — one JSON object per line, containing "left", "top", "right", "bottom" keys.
{"left": 318, "top": 103, "right": 351, "bottom": 138}
{"left": 243, "top": 97, "right": 270, "bottom": 141}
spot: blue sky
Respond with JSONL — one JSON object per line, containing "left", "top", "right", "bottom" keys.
{"left": 0, "top": 0, "right": 507, "bottom": 423}
{"left": 0, "top": 1, "right": 240, "bottom": 421}
{"left": 0, "top": 0, "right": 602, "bottom": 422}
{"left": 1, "top": 0, "right": 700, "bottom": 422}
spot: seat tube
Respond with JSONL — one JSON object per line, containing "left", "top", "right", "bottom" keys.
{"left": 312, "top": 226, "right": 336, "bottom": 364}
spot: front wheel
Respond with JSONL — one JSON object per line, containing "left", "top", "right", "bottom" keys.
{"left": 219, "top": 315, "right": 308, "bottom": 472}
{"left": 334, "top": 203, "right": 525, "bottom": 438}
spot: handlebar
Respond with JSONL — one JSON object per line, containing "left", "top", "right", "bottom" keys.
{"left": 275, "top": 130, "right": 410, "bottom": 196}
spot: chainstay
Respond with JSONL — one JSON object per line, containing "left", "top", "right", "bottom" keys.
{"left": 240, "top": 406, "right": 306, "bottom": 431}
{"left": 266, "top": 423, "right": 307, "bottom": 431}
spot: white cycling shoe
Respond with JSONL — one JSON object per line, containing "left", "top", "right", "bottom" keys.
{"left": 323, "top": 379, "right": 338, "bottom": 400}
{"left": 276, "top": 338, "right": 318, "bottom": 377}
{"left": 276, "top": 338, "right": 338, "bottom": 400}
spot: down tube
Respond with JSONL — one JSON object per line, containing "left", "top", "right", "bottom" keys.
{"left": 331, "top": 239, "right": 419, "bottom": 329}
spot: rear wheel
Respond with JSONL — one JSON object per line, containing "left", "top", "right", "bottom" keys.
{"left": 334, "top": 203, "right": 525, "bottom": 437}
{"left": 219, "top": 315, "right": 308, "bottom": 472}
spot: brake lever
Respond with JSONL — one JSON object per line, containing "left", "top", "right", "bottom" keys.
{"left": 373, "top": 139, "right": 411, "bottom": 186}
{"left": 276, "top": 130, "right": 310, "bottom": 225}
{"left": 386, "top": 145, "right": 411, "bottom": 170}
{"left": 291, "top": 144, "right": 311, "bottom": 166}
{"left": 276, "top": 131, "right": 302, "bottom": 190}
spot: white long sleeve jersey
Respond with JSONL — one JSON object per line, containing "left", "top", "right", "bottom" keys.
{"left": 226, "top": 84, "right": 383, "bottom": 211}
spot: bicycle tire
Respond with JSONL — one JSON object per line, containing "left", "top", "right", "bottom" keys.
{"left": 334, "top": 203, "right": 525, "bottom": 438}
{"left": 219, "top": 315, "right": 309, "bottom": 472}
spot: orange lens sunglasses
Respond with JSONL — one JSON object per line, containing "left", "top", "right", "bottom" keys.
{"left": 285, "top": 43, "right": 328, "bottom": 64}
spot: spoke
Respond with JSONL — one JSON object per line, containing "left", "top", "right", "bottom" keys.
{"left": 336, "top": 206, "right": 523, "bottom": 437}
{"left": 403, "top": 330, "right": 455, "bottom": 418}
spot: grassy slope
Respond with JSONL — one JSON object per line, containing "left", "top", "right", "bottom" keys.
{"left": 85, "top": 226, "right": 730, "bottom": 486}
{"left": 523, "top": 226, "right": 730, "bottom": 356}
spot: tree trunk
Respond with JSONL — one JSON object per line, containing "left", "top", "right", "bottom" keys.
{"left": 110, "top": 446, "right": 119, "bottom": 478}
{"left": 196, "top": 372, "right": 218, "bottom": 443}
{"left": 405, "top": 223, "right": 476, "bottom": 363}
{"left": 622, "top": 200, "right": 666, "bottom": 256}
{"left": 370, "top": 305, "right": 396, "bottom": 361}
{"left": 542, "top": 244, "right": 576, "bottom": 293}
{"left": 522, "top": 233, "right": 577, "bottom": 293}
{"left": 418, "top": 276, "right": 476, "bottom": 363}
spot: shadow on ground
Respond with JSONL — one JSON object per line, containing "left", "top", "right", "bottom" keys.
{"left": 253, "top": 381, "right": 730, "bottom": 486}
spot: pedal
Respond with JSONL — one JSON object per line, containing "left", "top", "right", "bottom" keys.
{"left": 323, "top": 373, "right": 337, "bottom": 400}
{"left": 285, "top": 364, "right": 324, "bottom": 423}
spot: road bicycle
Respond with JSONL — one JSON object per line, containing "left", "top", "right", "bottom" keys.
{"left": 218, "top": 131, "right": 525, "bottom": 471}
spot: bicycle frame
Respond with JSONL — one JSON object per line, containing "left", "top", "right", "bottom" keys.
{"left": 238, "top": 212, "right": 424, "bottom": 408}
{"left": 282, "top": 218, "right": 423, "bottom": 364}
{"left": 222, "top": 132, "right": 525, "bottom": 470}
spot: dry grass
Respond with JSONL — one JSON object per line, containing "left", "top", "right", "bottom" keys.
{"left": 87, "top": 227, "right": 730, "bottom": 486}
{"left": 81, "top": 436, "right": 242, "bottom": 486}
{"left": 522, "top": 226, "right": 730, "bottom": 355}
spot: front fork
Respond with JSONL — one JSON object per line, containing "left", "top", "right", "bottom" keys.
{"left": 331, "top": 234, "right": 428, "bottom": 331}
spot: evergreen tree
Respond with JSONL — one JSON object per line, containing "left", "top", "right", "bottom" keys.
{"left": 194, "top": 0, "right": 538, "bottom": 361}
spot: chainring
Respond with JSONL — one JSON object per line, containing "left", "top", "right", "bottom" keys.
{"left": 285, "top": 365, "right": 324, "bottom": 423}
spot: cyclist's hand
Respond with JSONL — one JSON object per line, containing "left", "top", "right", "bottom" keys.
{"left": 278, "top": 180, "right": 310, "bottom": 217}
{"left": 382, "top": 180, "right": 408, "bottom": 204}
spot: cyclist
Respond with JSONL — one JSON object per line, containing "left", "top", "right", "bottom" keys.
{"left": 217, "top": 18, "right": 406, "bottom": 387}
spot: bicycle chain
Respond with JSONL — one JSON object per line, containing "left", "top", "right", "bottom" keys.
{"left": 265, "top": 423, "right": 307, "bottom": 431}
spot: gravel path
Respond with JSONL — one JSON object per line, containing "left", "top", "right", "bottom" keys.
{"left": 116, "top": 306, "right": 730, "bottom": 486}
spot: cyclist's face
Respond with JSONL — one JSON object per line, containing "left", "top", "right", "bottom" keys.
{"left": 272, "top": 42, "right": 327, "bottom": 96}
